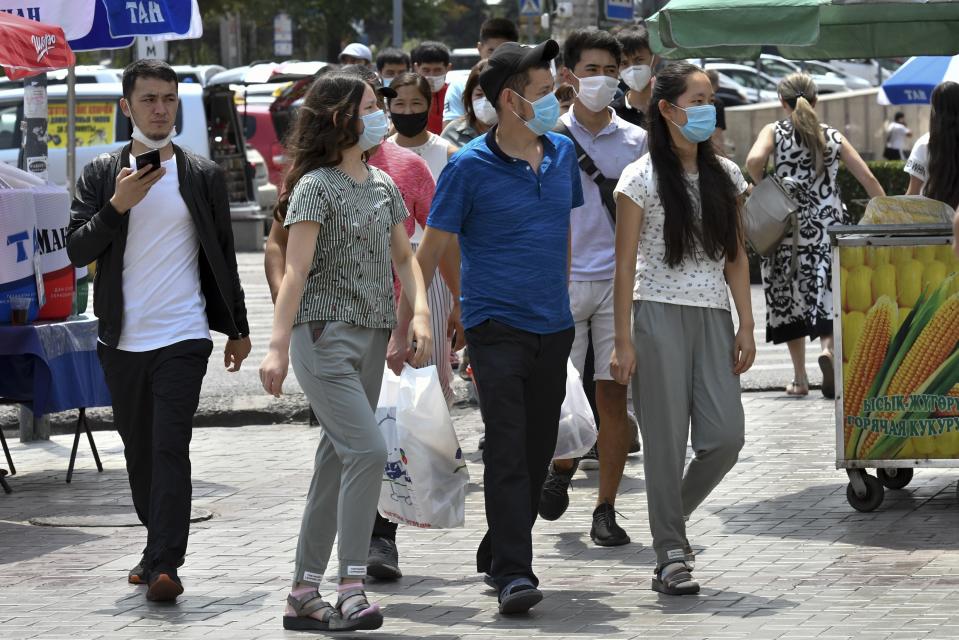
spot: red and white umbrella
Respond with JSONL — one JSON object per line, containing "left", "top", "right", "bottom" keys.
{"left": 0, "top": 11, "right": 75, "bottom": 80}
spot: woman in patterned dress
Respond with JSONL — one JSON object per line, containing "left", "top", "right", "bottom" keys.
{"left": 746, "top": 73, "right": 884, "bottom": 399}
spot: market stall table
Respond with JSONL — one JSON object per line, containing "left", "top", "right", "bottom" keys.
{"left": 0, "top": 313, "right": 111, "bottom": 492}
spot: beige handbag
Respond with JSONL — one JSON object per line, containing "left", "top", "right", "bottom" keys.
{"left": 744, "top": 175, "right": 801, "bottom": 276}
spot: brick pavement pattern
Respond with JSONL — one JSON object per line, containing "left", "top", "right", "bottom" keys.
{"left": 3, "top": 394, "right": 959, "bottom": 639}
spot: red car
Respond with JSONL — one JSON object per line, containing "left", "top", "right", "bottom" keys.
{"left": 240, "top": 98, "right": 286, "bottom": 189}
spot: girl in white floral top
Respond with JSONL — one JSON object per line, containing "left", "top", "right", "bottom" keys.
{"left": 610, "top": 62, "right": 756, "bottom": 596}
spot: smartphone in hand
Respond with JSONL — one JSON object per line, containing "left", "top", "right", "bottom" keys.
{"left": 135, "top": 149, "right": 161, "bottom": 174}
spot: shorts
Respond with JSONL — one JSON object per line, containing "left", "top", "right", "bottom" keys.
{"left": 568, "top": 279, "right": 615, "bottom": 382}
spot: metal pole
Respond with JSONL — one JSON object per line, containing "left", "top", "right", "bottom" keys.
{"left": 393, "top": 0, "right": 403, "bottom": 48}
{"left": 66, "top": 65, "right": 77, "bottom": 198}
{"left": 526, "top": 16, "right": 535, "bottom": 44}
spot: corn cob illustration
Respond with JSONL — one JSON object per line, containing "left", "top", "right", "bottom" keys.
{"left": 915, "top": 246, "right": 937, "bottom": 264}
{"left": 923, "top": 260, "right": 948, "bottom": 294}
{"left": 890, "top": 246, "right": 914, "bottom": 266}
{"left": 842, "top": 311, "right": 865, "bottom": 362}
{"left": 855, "top": 277, "right": 959, "bottom": 459}
{"left": 897, "top": 259, "right": 923, "bottom": 308}
{"left": 871, "top": 263, "right": 896, "bottom": 303}
{"left": 847, "top": 265, "right": 873, "bottom": 312}
{"left": 843, "top": 297, "right": 896, "bottom": 460}
{"left": 883, "top": 292, "right": 959, "bottom": 406}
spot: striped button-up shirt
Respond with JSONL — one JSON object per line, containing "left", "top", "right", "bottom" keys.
{"left": 284, "top": 166, "right": 408, "bottom": 328}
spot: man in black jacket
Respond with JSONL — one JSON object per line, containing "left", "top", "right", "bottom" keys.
{"left": 67, "top": 59, "right": 251, "bottom": 602}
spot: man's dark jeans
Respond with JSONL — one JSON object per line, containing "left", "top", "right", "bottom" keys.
{"left": 467, "top": 319, "right": 574, "bottom": 590}
{"left": 98, "top": 338, "right": 212, "bottom": 573}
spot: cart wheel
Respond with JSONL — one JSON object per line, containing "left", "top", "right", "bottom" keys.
{"left": 877, "top": 468, "right": 913, "bottom": 490}
{"left": 846, "top": 474, "right": 885, "bottom": 512}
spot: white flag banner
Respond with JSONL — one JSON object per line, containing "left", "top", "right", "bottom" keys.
{"left": 0, "top": 0, "right": 96, "bottom": 41}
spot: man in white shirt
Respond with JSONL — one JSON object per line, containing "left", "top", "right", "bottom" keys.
{"left": 67, "top": 59, "right": 251, "bottom": 603}
{"left": 884, "top": 111, "right": 912, "bottom": 160}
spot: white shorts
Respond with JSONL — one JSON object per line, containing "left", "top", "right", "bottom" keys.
{"left": 568, "top": 279, "right": 615, "bottom": 382}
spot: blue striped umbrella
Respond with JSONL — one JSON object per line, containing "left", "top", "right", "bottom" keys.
{"left": 880, "top": 56, "right": 959, "bottom": 105}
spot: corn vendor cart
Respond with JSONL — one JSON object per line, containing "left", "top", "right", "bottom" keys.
{"left": 831, "top": 196, "right": 959, "bottom": 512}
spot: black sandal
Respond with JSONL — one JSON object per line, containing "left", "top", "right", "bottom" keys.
{"left": 330, "top": 584, "right": 383, "bottom": 632}
{"left": 652, "top": 560, "right": 700, "bottom": 596}
{"left": 282, "top": 591, "right": 337, "bottom": 631}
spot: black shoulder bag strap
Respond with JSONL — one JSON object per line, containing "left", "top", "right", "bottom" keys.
{"left": 554, "top": 122, "right": 618, "bottom": 225}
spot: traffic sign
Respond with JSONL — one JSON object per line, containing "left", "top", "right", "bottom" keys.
{"left": 605, "top": 0, "right": 634, "bottom": 21}
{"left": 519, "top": 0, "right": 541, "bottom": 18}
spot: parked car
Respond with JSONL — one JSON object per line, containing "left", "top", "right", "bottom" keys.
{"left": 824, "top": 59, "right": 892, "bottom": 86}
{"left": 0, "top": 65, "right": 121, "bottom": 89}
{"left": 0, "top": 82, "right": 262, "bottom": 246}
{"left": 173, "top": 65, "right": 227, "bottom": 87}
{"left": 733, "top": 55, "right": 849, "bottom": 94}
{"left": 451, "top": 48, "right": 480, "bottom": 71}
{"left": 702, "top": 62, "right": 780, "bottom": 103}
{"left": 240, "top": 98, "right": 286, "bottom": 189}
{"left": 801, "top": 60, "right": 872, "bottom": 90}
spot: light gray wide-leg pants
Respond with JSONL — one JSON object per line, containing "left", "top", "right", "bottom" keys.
{"left": 632, "top": 301, "right": 745, "bottom": 567}
{"left": 290, "top": 321, "right": 390, "bottom": 584}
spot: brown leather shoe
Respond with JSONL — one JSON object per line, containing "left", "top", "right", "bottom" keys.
{"left": 146, "top": 572, "right": 183, "bottom": 602}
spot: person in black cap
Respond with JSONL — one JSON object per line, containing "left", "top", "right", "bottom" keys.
{"left": 391, "top": 40, "right": 583, "bottom": 615}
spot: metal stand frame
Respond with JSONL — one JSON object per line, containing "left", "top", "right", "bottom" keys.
{"left": 66, "top": 408, "right": 103, "bottom": 484}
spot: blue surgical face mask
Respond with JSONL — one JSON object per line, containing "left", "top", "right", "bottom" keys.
{"left": 381, "top": 77, "right": 394, "bottom": 88}
{"left": 668, "top": 103, "right": 716, "bottom": 143}
{"left": 512, "top": 90, "right": 561, "bottom": 136}
{"left": 358, "top": 109, "right": 389, "bottom": 151}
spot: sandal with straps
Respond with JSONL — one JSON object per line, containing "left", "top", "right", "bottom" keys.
{"left": 282, "top": 590, "right": 337, "bottom": 631}
{"left": 330, "top": 583, "right": 383, "bottom": 632}
{"left": 652, "top": 560, "right": 700, "bottom": 596}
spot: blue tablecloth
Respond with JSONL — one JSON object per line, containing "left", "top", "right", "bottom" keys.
{"left": 0, "top": 314, "right": 111, "bottom": 415}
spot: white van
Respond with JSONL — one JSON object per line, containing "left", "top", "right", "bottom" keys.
{"left": 0, "top": 82, "right": 264, "bottom": 249}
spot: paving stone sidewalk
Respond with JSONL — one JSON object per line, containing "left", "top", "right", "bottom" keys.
{"left": 2, "top": 394, "right": 959, "bottom": 640}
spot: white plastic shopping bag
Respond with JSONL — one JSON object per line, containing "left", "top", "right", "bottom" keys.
{"left": 554, "top": 359, "right": 598, "bottom": 459}
{"left": 376, "top": 364, "right": 468, "bottom": 529}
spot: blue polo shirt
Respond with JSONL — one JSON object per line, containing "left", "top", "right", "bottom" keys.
{"left": 427, "top": 126, "right": 583, "bottom": 334}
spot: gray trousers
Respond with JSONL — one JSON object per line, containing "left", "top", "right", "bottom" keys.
{"left": 632, "top": 301, "right": 745, "bottom": 566}
{"left": 290, "top": 321, "right": 390, "bottom": 583}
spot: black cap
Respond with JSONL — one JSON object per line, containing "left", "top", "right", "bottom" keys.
{"left": 339, "top": 63, "right": 397, "bottom": 99}
{"left": 480, "top": 40, "right": 559, "bottom": 108}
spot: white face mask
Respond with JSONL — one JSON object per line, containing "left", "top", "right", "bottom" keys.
{"left": 620, "top": 65, "right": 652, "bottom": 92}
{"left": 129, "top": 111, "right": 176, "bottom": 150}
{"left": 472, "top": 97, "right": 498, "bottom": 126}
{"left": 573, "top": 73, "right": 620, "bottom": 113}
{"left": 425, "top": 73, "right": 447, "bottom": 93}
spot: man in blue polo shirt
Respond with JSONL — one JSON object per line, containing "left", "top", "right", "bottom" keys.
{"left": 397, "top": 39, "right": 582, "bottom": 615}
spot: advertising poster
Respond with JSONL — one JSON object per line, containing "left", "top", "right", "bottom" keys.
{"left": 840, "top": 243, "right": 959, "bottom": 461}
{"left": 46, "top": 101, "right": 116, "bottom": 148}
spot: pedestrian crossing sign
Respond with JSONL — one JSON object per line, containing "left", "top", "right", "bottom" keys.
{"left": 519, "top": 0, "right": 541, "bottom": 17}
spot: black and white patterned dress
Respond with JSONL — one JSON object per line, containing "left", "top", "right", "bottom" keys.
{"left": 761, "top": 119, "right": 847, "bottom": 344}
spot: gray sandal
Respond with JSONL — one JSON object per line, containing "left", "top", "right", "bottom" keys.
{"left": 331, "top": 585, "right": 383, "bottom": 632}
{"left": 282, "top": 591, "right": 337, "bottom": 631}
{"left": 652, "top": 561, "right": 700, "bottom": 596}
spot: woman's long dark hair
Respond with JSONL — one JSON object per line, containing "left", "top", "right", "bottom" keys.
{"left": 925, "top": 81, "right": 959, "bottom": 209}
{"left": 274, "top": 72, "right": 367, "bottom": 221}
{"left": 647, "top": 62, "right": 740, "bottom": 267}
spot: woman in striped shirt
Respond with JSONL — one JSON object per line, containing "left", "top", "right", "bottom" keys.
{"left": 259, "top": 72, "right": 432, "bottom": 633}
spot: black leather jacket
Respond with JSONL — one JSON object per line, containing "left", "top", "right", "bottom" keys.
{"left": 66, "top": 143, "right": 250, "bottom": 348}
